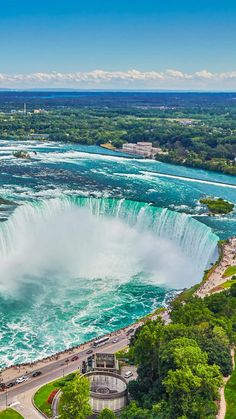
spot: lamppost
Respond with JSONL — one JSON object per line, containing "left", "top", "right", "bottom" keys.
{"left": 5, "top": 388, "right": 8, "bottom": 409}
{"left": 63, "top": 359, "right": 69, "bottom": 377}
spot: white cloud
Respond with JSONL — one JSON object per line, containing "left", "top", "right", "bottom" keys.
{"left": 0, "top": 69, "right": 236, "bottom": 89}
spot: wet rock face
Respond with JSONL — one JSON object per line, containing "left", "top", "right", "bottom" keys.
{"left": 0, "top": 197, "right": 16, "bottom": 206}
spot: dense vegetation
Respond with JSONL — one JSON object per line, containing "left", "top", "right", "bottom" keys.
{"left": 33, "top": 285, "right": 236, "bottom": 418}
{"left": 123, "top": 285, "right": 236, "bottom": 418}
{"left": 34, "top": 372, "right": 76, "bottom": 417}
{"left": 200, "top": 197, "right": 234, "bottom": 215}
{"left": 1, "top": 91, "right": 236, "bottom": 175}
{"left": 0, "top": 410, "right": 23, "bottom": 419}
{"left": 225, "top": 353, "right": 236, "bottom": 419}
{"left": 60, "top": 373, "right": 92, "bottom": 419}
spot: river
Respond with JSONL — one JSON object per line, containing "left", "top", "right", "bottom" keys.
{"left": 0, "top": 139, "right": 236, "bottom": 367}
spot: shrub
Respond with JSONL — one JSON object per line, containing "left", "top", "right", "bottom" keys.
{"left": 47, "top": 388, "right": 59, "bottom": 404}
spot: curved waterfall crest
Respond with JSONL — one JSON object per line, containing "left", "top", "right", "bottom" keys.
{"left": 0, "top": 196, "right": 218, "bottom": 271}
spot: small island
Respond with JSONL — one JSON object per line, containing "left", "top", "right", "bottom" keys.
{"left": 13, "top": 150, "right": 31, "bottom": 159}
{"left": 200, "top": 197, "right": 234, "bottom": 215}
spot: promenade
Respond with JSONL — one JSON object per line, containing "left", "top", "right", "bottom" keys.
{"left": 196, "top": 237, "right": 236, "bottom": 297}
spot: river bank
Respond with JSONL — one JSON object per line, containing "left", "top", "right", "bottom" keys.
{"left": 196, "top": 237, "right": 236, "bottom": 297}
{"left": 0, "top": 310, "right": 170, "bottom": 384}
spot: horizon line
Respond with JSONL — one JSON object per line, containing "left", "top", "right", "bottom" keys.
{"left": 0, "top": 88, "right": 236, "bottom": 93}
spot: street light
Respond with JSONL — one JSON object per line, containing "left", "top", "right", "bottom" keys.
{"left": 5, "top": 388, "right": 8, "bottom": 409}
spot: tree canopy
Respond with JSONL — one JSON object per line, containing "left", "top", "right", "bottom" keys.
{"left": 60, "top": 373, "right": 92, "bottom": 419}
{"left": 124, "top": 288, "right": 236, "bottom": 418}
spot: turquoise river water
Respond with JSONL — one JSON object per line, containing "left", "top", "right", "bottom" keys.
{"left": 0, "top": 140, "right": 236, "bottom": 367}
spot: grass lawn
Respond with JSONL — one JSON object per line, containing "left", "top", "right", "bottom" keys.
{"left": 220, "top": 279, "right": 236, "bottom": 289}
{"left": 223, "top": 266, "right": 236, "bottom": 278}
{"left": 33, "top": 373, "right": 75, "bottom": 417}
{"left": 0, "top": 409, "right": 24, "bottom": 418}
{"left": 225, "top": 353, "right": 236, "bottom": 419}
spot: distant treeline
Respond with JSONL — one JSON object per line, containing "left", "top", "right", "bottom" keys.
{"left": 1, "top": 91, "right": 236, "bottom": 175}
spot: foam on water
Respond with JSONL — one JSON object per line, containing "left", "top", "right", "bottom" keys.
{"left": 0, "top": 196, "right": 219, "bottom": 366}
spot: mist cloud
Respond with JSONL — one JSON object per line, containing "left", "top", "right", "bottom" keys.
{"left": 0, "top": 205, "right": 199, "bottom": 297}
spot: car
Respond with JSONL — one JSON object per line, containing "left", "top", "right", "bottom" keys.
{"left": 126, "top": 328, "right": 134, "bottom": 336}
{"left": 71, "top": 355, "right": 79, "bottom": 361}
{"left": 112, "top": 338, "right": 119, "bottom": 343}
{"left": 6, "top": 382, "right": 16, "bottom": 388}
{"left": 32, "top": 371, "right": 42, "bottom": 377}
{"left": 16, "top": 376, "right": 29, "bottom": 384}
{"left": 86, "top": 349, "right": 93, "bottom": 355}
{"left": 124, "top": 371, "right": 133, "bottom": 379}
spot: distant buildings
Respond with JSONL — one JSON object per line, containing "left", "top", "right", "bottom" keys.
{"left": 9, "top": 107, "right": 46, "bottom": 115}
{"left": 122, "top": 141, "right": 167, "bottom": 158}
{"left": 28, "top": 133, "right": 50, "bottom": 140}
{"left": 33, "top": 109, "right": 46, "bottom": 114}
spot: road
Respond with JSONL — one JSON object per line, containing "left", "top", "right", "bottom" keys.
{"left": 0, "top": 311, "right": 170, "bottom": 417}
{"left": 0, "top": 329, "right": 131, "bottom": 414}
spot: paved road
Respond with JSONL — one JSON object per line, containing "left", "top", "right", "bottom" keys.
{"left": 0, "top": 311, "right": 169, "bottom": 417}
{"left": 0, "top": 329, "right": 131, "bottom": 410}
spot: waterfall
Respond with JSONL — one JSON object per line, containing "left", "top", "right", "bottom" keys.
{"left": 0, "top": 196, "right": 218, "bottom": 275}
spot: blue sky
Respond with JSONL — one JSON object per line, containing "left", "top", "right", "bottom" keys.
{"left": 1, "top": 0, "right": 236, "bottom": 89}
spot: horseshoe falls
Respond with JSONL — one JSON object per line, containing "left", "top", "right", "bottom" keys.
{"left": 0, "top": 197, "right": 218, "bottom": 367}
{"left": 1, "top": 140, "right": 236, "bottom": 368}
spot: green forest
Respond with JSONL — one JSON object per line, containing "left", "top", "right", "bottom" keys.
{"left": 1, "top": 95, "right": 236, "bottom": 175}
{"left": 121, "top": 286, "right": 236, "bottom": 418}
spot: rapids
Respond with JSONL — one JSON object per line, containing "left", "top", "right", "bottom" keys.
{"left": 0, "top": 196, "right": 218, "bottom": 367}
{"left": 0, "top": 139, "right": 235, "bottom": 367}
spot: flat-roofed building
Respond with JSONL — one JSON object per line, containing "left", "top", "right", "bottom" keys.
{"left": 87, "top": 353, "right": 119, "bottom": 373}
{"left": 28, "top": 134, "right": 50, "bottom": 140}
{"left": 122, "top": 141, "right": 162, "bottom": 158}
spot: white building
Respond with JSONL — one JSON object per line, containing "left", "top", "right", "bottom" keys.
{"left": 122, "top": 142, "right": 162, "bottom": 158}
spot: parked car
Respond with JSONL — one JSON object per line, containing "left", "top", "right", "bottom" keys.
{"left": 6, "top": 382, "right": 16, "bottom": 388}
{"left": 32, "top": 371, "right": 42, "bottom": 377}
{"left": 86, "top": 349, "right": 93, "bottom": 355}
{"left": 16, "top": 376, "right": 29, "bottom": 384}
{"left": 126, "top": 328, "right": 134, "bottom": 336}
{"left": 124, "top": 371, "right": 133, "bottom": 379}
{"left": 71, "top": 355, "right": 79, "bottom": 361}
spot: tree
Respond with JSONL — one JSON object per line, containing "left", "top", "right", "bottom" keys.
{"left": 98, "top": 408, "right": 116, "bottom": 419}
{"left": 60, "top": 373, "right": 92, "bottom": 419}
{"left": 131, "top": 318, "right": 165, "bottom": 405}
{"left": 230, "top": 283, "right": 236, "bottom": 298}
{"left": 121, "top": 401, "right": 152, "bottom": 419}
{"left": 163, "top": 344, "right": 222, "bottom": 419}
{"left": 170, "top": 298, "right": 213, "bottom": 326}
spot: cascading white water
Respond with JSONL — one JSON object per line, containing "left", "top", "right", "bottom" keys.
{"left": 0, "top": 196, "right": 220, "bottom": 367}
{"left": 0, "top": 196, "right": 218, "bottom": 295}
